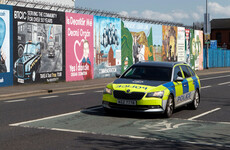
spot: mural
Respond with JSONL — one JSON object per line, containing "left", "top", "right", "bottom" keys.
{"left": 190, "top": 30, "right": 203, "bottom": 70}
{"left": 162, "top": 25, "right": 177, "bottom": 62}
{"left": 0, "top": 4, "right": 13, "bottom": 87}
{"left": 152, "top": 24, "right": 163, "bottom": 62}
{"left": 94, "top": 16, "right": 121, "bottom": 78}
{"left": 121, "top": 21, "right": 154, "bottom": 72}
{"left": 66, "top": 12, "right": 94, "bottom": 81}
{"left": 13, "top": 6, "right": 65, "bottom": 84}
{"left": 177, "top": 27, "right": 185, "bottom": 62}
{"left": 185, "top": 29, "right": 190, "bottom": 64}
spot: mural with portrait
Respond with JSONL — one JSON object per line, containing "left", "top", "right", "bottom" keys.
{"left": 65, "top": 12, "right": 94, "bottom": 81}
{"left": 94, "top": 16, "right": 121, "bottom": 78}
{"left": 162, "top": 25, "right": 177, "bottom": 62}
{"left": 121, "top": 21, "right": 155, "bottom": 73}
{"left": 0, "top": 4, "right": 13, "bottom": 87}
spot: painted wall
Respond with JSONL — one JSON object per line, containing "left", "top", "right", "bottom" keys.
{"left": 0, "top": 4, "right": 13, "bottom": 87}
{"left": 94, "top": 16, "right": 121, "bottom": 78}
{"left": 13, "top": 6, "right": 65, "bottom": 84}
{"left": 65, "top": 12, "right": 94, "bottom": 81}
{"left": 162, "top": 25, "right": 177, "bottom": 62}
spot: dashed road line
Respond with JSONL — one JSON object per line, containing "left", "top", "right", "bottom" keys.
{"left": 218, "top": 81, "right": 230, "bottom": 86}
{"left": 201, "top": 85, "right": 212, "bottom": 89}
{"left": 68, "top": 92, "right": 85, "bottom": 96}
{"left": 40, "top": 95, "right": 59, "bottom": 99}
{"left": 94, "top": 90, "right": 103, "bottom": 93}
{"left": 200, "top": 74, "right": 230, "bottom": 81}
{"left": 4, "top": 99, "right": 26, "bottom": 103}
{"left": 9, "top": 110, "right": 81, "bottom": 126}
{"left": 188, "top": 108, "right": 221, "bottom": 120}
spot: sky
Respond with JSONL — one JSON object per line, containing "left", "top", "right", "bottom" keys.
{"left": 74, "top": 0, "right": 230, "bottom": 25}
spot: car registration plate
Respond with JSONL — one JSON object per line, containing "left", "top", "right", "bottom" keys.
{"left": 18, "top": 78, "right": 24, "bottom": 83}
{"left": 117, "top": 99, "right": 136, "bottom": 105}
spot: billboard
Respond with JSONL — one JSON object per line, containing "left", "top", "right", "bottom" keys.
{"left": 121, "top": 21, "right": 154, "bottom": 72}
{"left": 13, "top": 6, "right": 65, "bottom": 84}
{"left": 65, "top": 12, "right": 94, "bottom": 81}
{"left": 185, "top": 29, "right": 190, "bottom": 64}
{"left": 177, "top": 27, "right": 185, "bottom": 62}
{"left": 0, "top": 5, "right": 13, "bottom": 87}
{"left": 162, "top": 25, "right": 177, "bottom": 62}
{"left": 94, "top": 16, "right": 121, "bottom": 78}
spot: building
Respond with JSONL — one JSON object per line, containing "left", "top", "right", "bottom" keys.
{"left": 211, "top": 18, "right": 230, "bottom": 49}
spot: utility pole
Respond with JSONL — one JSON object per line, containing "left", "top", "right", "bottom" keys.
{"left": 206, "top": 0, "right": 209, "bottom": 69}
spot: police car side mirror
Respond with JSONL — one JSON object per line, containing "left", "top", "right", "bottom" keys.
{"left": 115, "top": 73, "right": 121, "bottom": 78}
{"left": 175, "top": 76, "right": 184, "bottom": 82}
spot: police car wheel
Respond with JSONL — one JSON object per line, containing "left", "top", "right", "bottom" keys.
{"left": 165, "top": 95, "right": 174, "bottom": 118}
{"left": 189, "top": 90, "right": 200, "bottom": 110}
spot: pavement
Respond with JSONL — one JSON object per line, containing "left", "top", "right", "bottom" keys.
{"left": 0, "top": 67, "right": 230, "bottom": 100}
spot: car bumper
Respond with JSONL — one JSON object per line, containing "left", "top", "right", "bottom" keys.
{"left": 102, "top": 101, "right": 165, "bottom": 113}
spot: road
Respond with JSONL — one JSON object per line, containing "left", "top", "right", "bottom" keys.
{"left": 0, "top": 72, "right": 230, "bottom": 150}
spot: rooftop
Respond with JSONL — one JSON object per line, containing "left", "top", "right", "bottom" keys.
{"left": 211, "top": 18, "right": 230, "bottom": 29}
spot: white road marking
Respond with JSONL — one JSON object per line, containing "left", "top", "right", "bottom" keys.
{"left": 94, "top": 90, "right": 103, "bottom": 93}
{"left": 201, "top": 85, "right": 212, "bottom": 89}
{"left": 40, "top": 95, "right": 59, "bottom": 99}
{"left": 218, "top": 81, "right": 230, "bottom": 86}
{"left": 68, "top": 92, "right": 85, "bottom": 96}
{"left": 200, "top": 74, "right": 230, "bottom": 81}
{"left": 5, "top": 99, "right": 26, "bottom": 103}
{"left": 9, "top": 110, "right": 82, "bottom": 126}
{"left": 188, "top": 108, "right": 221, "bottom": 120}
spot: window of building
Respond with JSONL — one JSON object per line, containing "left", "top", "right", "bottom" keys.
{"left": 216, "top": 32, "right": 222, "bottom": 43}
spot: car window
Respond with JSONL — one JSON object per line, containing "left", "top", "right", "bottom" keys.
{"left": 121, "top": 66, "right": 172, "bottom": 81}
{"left": 173, "top": 66, "right": 183, "bottom": 81}
{"left": 180, "top": 65, "right": 192, "bottom": 78}
{"left": 187, "top": 66, "right": 195, "bottom": 76}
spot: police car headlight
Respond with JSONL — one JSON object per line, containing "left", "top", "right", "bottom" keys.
{"left": 103, "top": 87, "right": 112, "bottom": 95}
{"left": 146, "top": 91, "right": 164, "bottom": 98}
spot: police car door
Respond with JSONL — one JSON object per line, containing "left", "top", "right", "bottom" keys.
{"left": 180, "top": 65, "right": 195, "bottom": 103}
{"left": 173, "top": 65, "right": 184, "bottom": 107}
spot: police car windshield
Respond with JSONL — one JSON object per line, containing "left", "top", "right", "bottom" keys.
{"left": 121, "top": 66, "right": 172, "bottom": 81}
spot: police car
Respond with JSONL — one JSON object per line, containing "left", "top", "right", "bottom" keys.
{"left": 102, "top": 61, "right": 201, "bottom": 117}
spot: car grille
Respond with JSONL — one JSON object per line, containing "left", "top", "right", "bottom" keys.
{"left": 113, "top": 90, "right": 145, "bottom": 100}
{"left": 17, "top": 64, "right": 24, "bottom": 77}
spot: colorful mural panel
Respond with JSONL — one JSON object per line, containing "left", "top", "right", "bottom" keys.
{"left": 177, "top": 27, "right": 185, "bottom": 62}
{"left": 94, "top": 16, "right": 121, "bottom": 78}
{"left": 121, "top": 21, "right": 155, "bottom": 72}
{"left": 185, "top": 29, "right": 190, "bottom": 64}
{"left": 0, "top": 4, "right": 13, "bottom": 87}
{"left": 162, "top": 25, "right": 177, "bottom": 62}
{"left": 66, "top": 12, "right": 94, "bottom": 81}
{"left": 13, "top": 6, "right": 65, "bottom": 84}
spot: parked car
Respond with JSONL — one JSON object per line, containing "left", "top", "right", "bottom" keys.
{"left": 102, "top": 61, "right": 201, "bottom": 118}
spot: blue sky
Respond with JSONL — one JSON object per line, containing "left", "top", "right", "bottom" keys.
{"left": 75, "top": 0, "right": 230, "bottom": 25}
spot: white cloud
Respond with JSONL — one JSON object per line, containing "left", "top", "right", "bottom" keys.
{"left": 171, "top": 10, "right": 189, "bottom": 20}
{"left": 208, "top": 2, "right": 230, "bottom": 17}
{"left": 130, "top": 10, "right": 139, "bottom": 16}
{"left": 192, "top": 12, "right": 201, "bottom": 21}
{"left": 118, "top": 11, "right": 129, "bottom": 17}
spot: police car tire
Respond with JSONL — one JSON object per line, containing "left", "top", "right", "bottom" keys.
{"left": 103, "top": 108, "right": 114, "bottom": 114}
{"left": 164, "top": 95, "right": 174, "bottom": 118}
{"left": 189, "top": 90, "right": 200, "bottom": 110}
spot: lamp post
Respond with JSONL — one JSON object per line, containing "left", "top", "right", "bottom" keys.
{"left": 206, "top": 0, "right": 209, "bottom": 69}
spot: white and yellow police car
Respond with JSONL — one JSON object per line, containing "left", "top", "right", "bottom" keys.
{"left": 102, "top": 61, "right": 201, "bottom": 117}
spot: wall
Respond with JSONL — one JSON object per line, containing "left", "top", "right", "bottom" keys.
{"left": 0, "top": 4, "right": 210, "bottom": 87}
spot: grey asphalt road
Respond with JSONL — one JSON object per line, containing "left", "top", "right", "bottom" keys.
{"left": 0, "top": 72, "right": 230, "bottom": 150}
